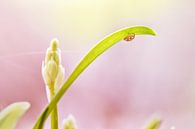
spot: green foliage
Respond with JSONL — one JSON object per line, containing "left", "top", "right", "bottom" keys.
{"left": 0, "top": 102, "right": 30, "bottom": 129}
{"left": 33, "top": 26, "right": 156, "bottom": 129}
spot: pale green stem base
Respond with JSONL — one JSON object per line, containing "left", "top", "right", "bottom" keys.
{"left": 51, "top": 105, "right": 58, "bottom": 129}
{"left": 50, "top": 88, "right": 58, "bottom": 129}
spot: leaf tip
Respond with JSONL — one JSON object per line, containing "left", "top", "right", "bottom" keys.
{"left": 19, "top": 102, "right": 31, "bottom": 110}
{"left": 150, "top": 29, "right": 157, "bottom": 36}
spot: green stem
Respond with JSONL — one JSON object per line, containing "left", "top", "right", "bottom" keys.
{"left": 50, "top": 87, "right": 58, "bottom": 129}
{"left": 50, "top": 105, "right": 58, "bottom": 129}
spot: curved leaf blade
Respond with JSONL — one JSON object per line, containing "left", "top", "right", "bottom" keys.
{"left": 0, "top": 102, "right": 30, "bottom": 129}
{"left": 33, "top": 26, "right": 156, "bottom": 129}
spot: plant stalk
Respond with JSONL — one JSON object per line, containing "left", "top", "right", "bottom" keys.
{"left": 50, "top": 86, "right": 58, "bottom": 129}
{"left": 50, "top": 105, "right": 58, "bottom": 129}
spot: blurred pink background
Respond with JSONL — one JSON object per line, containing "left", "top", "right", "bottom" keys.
{"left": 0, "top": 0, "right": 195, "bottom": 129}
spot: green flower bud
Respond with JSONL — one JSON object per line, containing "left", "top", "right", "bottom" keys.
{"left": 144, "top": 117, "right": 161, "bottom": 129}
{"left": 63, "top": 115, "right": 77, "bottom": 129}
{"left": 42, "top": 39, "right": 65, "bottom": 101}
{"left": 50, "top": 39, "right": 58, "bottom": 51}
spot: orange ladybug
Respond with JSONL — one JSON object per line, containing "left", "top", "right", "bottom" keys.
{"left": 124, "top": 33, "right": 135, "bottom": 41}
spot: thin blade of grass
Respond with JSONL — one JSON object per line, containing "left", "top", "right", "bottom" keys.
{"left": 33, "top": 26, "right": 156, "bottom": 129}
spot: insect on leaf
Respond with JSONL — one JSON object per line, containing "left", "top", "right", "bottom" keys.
{"left": 33, "top": 26, "right": 156, "bottom": 129}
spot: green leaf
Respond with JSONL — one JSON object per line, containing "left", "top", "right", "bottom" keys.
{"left": 33, "top": 26, "right": 156, "bottom": 129}
{"left": 0, "top": 102, "right": 30, "bottom": 129}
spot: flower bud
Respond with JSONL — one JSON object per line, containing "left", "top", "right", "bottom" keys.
{"left": 63, "top": 114, "right": 77, "bottom": 129}
{"left": 42, "top": 39, "right": 65, "bottom": 101}
{"left": 144, "top": 117, "right": 161, "bottom": 129}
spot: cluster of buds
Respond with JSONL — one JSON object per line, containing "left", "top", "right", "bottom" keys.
{"left": 42, "top": 39, "right": 65, "bottom": 101}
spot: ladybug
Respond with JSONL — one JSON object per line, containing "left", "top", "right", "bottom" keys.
{"left": 124, "top": 33, "right": 135, "bottom": 41}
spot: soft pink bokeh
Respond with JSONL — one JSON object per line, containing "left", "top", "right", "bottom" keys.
{"left": 0, "top": 0, "right": 195, "bottom": 129}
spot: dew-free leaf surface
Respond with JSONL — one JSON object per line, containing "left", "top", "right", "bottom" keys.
{"left": 33, "top": 26, "right": 156, "bottom": 129}
{"left": 0, "top": 102, "right": 30, "bottom": 129}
